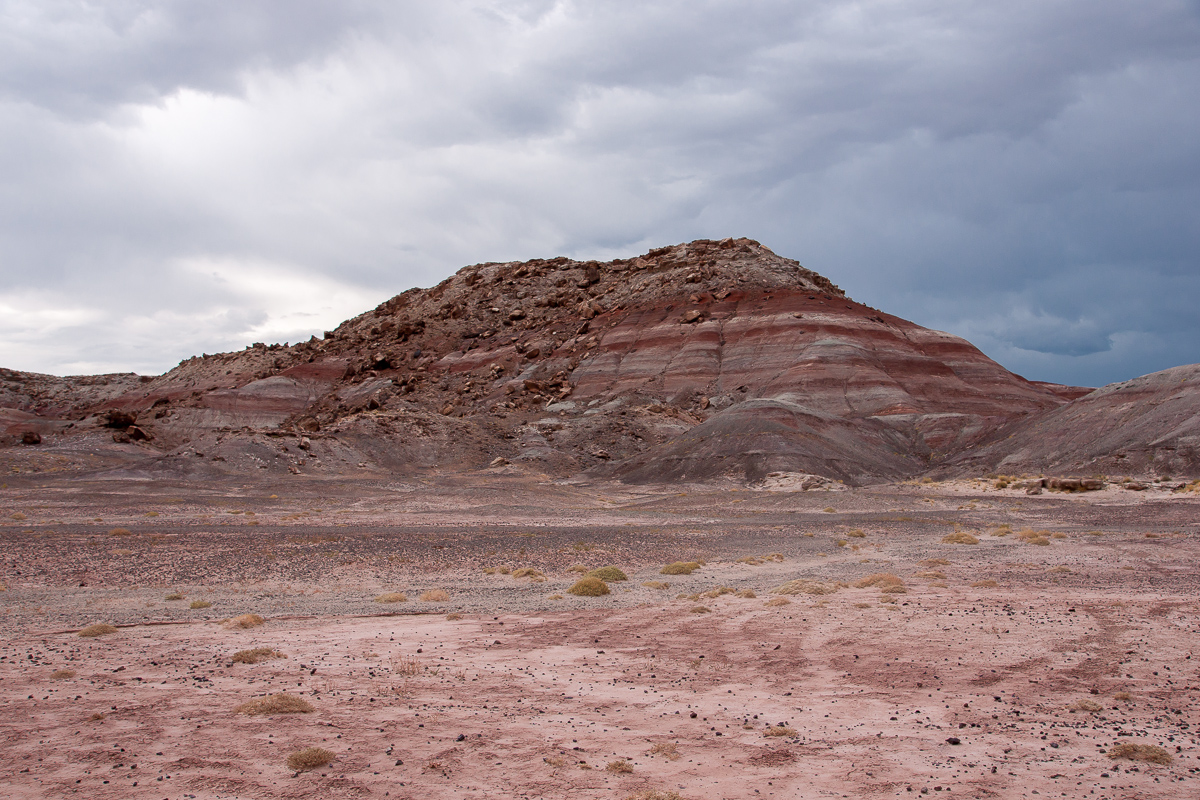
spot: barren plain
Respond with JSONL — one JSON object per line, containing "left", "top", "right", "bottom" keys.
{"left": 2, "top": 472, "right": 1198, "bottom": 800}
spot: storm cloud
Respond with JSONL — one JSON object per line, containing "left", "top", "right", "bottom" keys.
{"left": 1, "top": 0, "right": 1198, "bottom": 386}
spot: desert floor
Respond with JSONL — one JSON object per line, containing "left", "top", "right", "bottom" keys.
{"left": 1, "top": 473, "right": 1198, "bottom": 799}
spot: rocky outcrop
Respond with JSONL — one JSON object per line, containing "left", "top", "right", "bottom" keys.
{"left": 942, "top": 364, "right": 1200, "bottom": 478}
{"left": 0, "top": 237, "right": 1125, "bottom": 483}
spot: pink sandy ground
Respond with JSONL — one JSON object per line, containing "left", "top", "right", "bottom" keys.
{"left": 1, "top": 477, "right": 1198, "bottom": 799}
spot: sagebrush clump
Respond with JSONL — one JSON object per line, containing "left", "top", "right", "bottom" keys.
{"left": 287, "top": 746, "right": 335, "bottom": 771}
{"left": 235, "top": 693, "right": 315, "bottom": 716}
{"left": 660, "top": 561, "right": 701, "bottom": 575}
{"left": 232, "top": 647, "right": 285, "bottom": 664}
{"left": 77, "top": 623, "right": 118, "bottom": 638}
{"left": 568, "top": 577, "right": 610, "bottom": 596}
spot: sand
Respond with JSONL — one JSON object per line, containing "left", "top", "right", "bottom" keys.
{"left": 1, "top": 474, "right": 1198, "bottom": 798}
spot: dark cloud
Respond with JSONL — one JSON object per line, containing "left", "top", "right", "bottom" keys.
{"left": 0, "top": 0, "right": 1197, "bottom": 386}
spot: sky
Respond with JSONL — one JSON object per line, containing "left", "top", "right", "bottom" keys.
{"left": 1, "top": 0, "right": 1198, "bottom": 388}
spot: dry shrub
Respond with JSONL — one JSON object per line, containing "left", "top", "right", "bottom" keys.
{"left": 89, "top": 712, "right": 105, "bottom": 721}
{"left": 1107, "top": 743, "right": 1171, "bottom": 764}
{"left": 689, "top": 606, "right": 711, "bottom": 614}
{"left": 764, "top": 725, "right": 796, "bottom": 737}
{"left": 846, "top": 529, "right": 866, "bottom": 538}
{"left": 920, "top": 558, "right": 951, "bottom": 566}
{"left": 700, "top": 586, "right": 736, "bottom": 599}
{"left": 661, "top": 561, "right": 701, "bottom": 575}
{"left": 916, "top": 570, "right": 945, "bottom": 579}
{"left": 482, "top": 567, "right": 497, "bottom": 575}
{"left": 393, "top": 657, "right": 422, "bottom": 676}
{"left": 1113, "top": 691, "right": 1133, "bottom": 701}
{"left": 544, "top": 755, "right": 567, "bottom": 768}
{"left": 942, "top": 531, "right": 979, "bottom": 544}
{"left": 512, "top": 567, "right": 546, "bottom": 581}
{"left": 764, "top": 597, "right": 791, "bottom": 607}
{"left": 375, "top": 592, "right": 407, "bottom": 603}
{"left": 835, "top": 539, "right": 848, "bottom": 548}
{"left": 190, "top": 600, "right": 212, "bottom": 609}
{"left": 164, "top": 592, "right": 184, "bottom": 601}
{"left": 880, "top": 595, "right": 899, "bottom": 604}
{"left": 773, "top": 579, "right": 838, "bottom": 595}
{"left": 112, "top": 548, "right": 133, "bottom": 556}
{"left": 648, "top": 742, "right": 680, "bottom": 760}
{"left": 642, "top": 581, "right": 670, "bottom": 590}
{"left": 51, "top": 669, "right": 76, "bottom": 679}
{"left": 10, "top": 512, "right": 26, "bottom": 520}
{"left": 1047, "top": 566, "right": 1071, "bottom": 574}
{"left": 880, "top": 585, "right": 907, "bottom": 594}
{"left": 625, "top": 792, "right": 685, "bottom": 800}
{"left": 1070, "top": 698, "right": 1103, "bottom": 713}
{"left": 287, "top": 746, "right": 335, "bottom": 772}
{"left": 568, "top": 577, "right": 610, "bottom": 596}
{"left": 567, "top": 563, "right": 589, "bottom": 573}
{"left": 226, "top": 613, "right": 265, "bottom": 629}
{"left": 446, "top": 612, "right": 463, "bottom": 621}
{"left": 108, "top": 528, "right": 132, "bottom": 537}
{"left": 77, "top": 623, "right": 118, "bottom": 637}
{"left": 235, "top": 693, "right": 315, "bottom": 716}
{"left": 587, "top": 566, "right": 628, "bottom": 582}
{"left": 232, "top": 647, "right": 285, "bottom": 664}
{"left": 854, "top": 602, "right": 871, "bottom": 608}
{"left": 497, "top": 566, "right": 511, "bottom": 575}
{"left": 854, "top": 573, "right": 903, "bottom": 589}
{"left": 548, "top": 594, "right": 564, "bottom": 600}
{"left": 1016, "top": 529, "right": 1051, "bottom": 545}
{"left": 420, "top": 589, "right": 450, "bottom": 602}
{"left": 606, "top": 759, "right": 634, "bottom": 773}
{"left": 822, "top": 507, "right": 836, "bottom": 513}
{"left": 737, "top": 589, "right": 757, "bottom": 598}
{"left": 970, "top": 579, "right": 999, "bottom": 588}
{"left": 1051, "top": 532, "right": 1068, "bottom": 539}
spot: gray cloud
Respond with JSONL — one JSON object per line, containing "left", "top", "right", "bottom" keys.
{"left": 0, "top": 0, "right": 1197, "bottom": 386}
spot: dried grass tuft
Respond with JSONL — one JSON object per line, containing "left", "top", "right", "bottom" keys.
{"left": 587, "top": 566, "right": 628, "bottom": 582}
{"left": 226, "top": 613, "right": 265, "bottom": 629}
{"left": 970, "top": 579, "right": 999, "bottom": 588}
{"left": 1016, "top": 528, "right": 1051, "bottom": 545}
{"left": 375, "top": 592, "right": 407, "bottom": 603}
{"left": 942, "top": 530, "right": 979, "bottom": 544}
{"left": 511, "top": 567, "right": 546, "bottom": 582}
{"left": 51, "top": 669, "right": 76, "bottom": 679}
{"left": 737, "top": 588, "right": 757, "bottom": 598}
{"left": 606, "top": 759, "right": 634, "bottom": 773}
{"left": 764, "top": 725, "right": 796, "bottom": 737}
{"left": 648, "top": 742, "right": 680, "bottom": 760}
{"left": 660, "top": 561, "right": 701, "bottom": 575}
{"left": 880, "top": 585, "right": 907, "bottom": 594}
{"left": 689, "top": 605, "right": 711, "bottom": 614}
{"left": 1107, "top": 743, "right": 1172, "bottom": 764}
{"left": 624, "top": 792, "right": 685, "bottom": 800}
{"left": 764, "top": 597, "right": 791, "bottom": 607}
{"left": 77, "top": 623, "right": 118, "bottom": 638}
{"left": 235, "top": 693, "right": 315, "bottom": 716}
{"left": 108, "top": 528, "right": 132, "bottom": 537}
{"left": 773, "top": 579, "right": 838, "bottom": 595}
{"left": 568, "top": 577, "right": 610, "bottom": 596}
{"left": 231, "top": 647, "right": 285, "bottom": 664}
{"left": 920, "top": 558, "right": 951, "bottom": 566}
{"left": 420, "top": 589, "right": 450, "bottom": 602}
{"left": 190, "top": 600, "right": 213, "bottom": 609}
{"left": 287, "top": 746, "right": 335, "bottom": 772}
{"left": 854, "top": 573, "right": 903, "bottom": 589}
{"left": 642, "top": 581, "right": 670, "bottom": 589}
{"left": 164, "top": 592, "right": 184, "bottom": 601}
{"left": 1070, "top": 698, "right": 1103, "bottom": 713}
{"left": 567, "top": 563, "right": 589, "bottom": 573}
